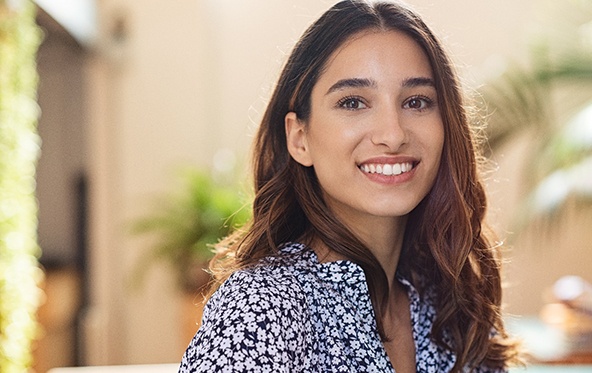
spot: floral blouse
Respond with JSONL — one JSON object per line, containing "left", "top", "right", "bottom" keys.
{"left": 178, "top": 242, "right": 505, "bottom": 372}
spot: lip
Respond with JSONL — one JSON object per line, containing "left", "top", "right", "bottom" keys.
{"left": 358, "top": 156, "right": 418, "bottom": 166}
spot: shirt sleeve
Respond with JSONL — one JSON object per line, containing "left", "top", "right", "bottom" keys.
{"left": 178, "top": 269, "right": 312, "bottom": 372}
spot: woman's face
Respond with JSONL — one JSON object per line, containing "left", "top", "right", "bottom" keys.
{"left": 286, "top": 30, "right": 444, "bottom": 230}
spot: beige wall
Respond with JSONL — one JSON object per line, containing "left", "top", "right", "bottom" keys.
{"left": 81, "top": 0, "right": 590, "bottom": 366}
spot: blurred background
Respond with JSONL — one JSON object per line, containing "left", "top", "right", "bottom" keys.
{"left": 12, "top": 0, "right": 592, "bottom": 371}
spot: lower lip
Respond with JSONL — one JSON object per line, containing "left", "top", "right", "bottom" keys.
{"left": 359, "top": 165, "right": 417, "bottom": 185}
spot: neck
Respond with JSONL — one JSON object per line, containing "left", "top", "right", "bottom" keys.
{"left": 313, "top": 214, "right": 408, "bottom": 286}
{"left": 355, "top": 215, "right": 407, "bottom": 285}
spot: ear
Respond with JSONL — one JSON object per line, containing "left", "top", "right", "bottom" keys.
{"left": 285, "top": 111, "right": 313, "bottom": 167}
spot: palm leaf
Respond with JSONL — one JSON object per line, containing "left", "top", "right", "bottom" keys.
{"left": 130, "top": 167, "right": 251, "bottom": 291}
{"left": 480, "top": 11, "right": 592, "bottom": 226}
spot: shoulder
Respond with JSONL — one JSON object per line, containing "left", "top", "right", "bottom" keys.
{"left": 208, "top": 243, "right": 313, "bottom": 313}
{"left": 209, "top": 242, "right": 317, "bottom": 319}
{"left": 210, "top": 261, "right": 309, "bottom": 319}
{"left": 179, "top": 249, "right": 314, "bottom": 372}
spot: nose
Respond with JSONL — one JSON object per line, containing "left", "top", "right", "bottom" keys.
{"left": 370, "top": 104, "right": 407, "bottom": 150}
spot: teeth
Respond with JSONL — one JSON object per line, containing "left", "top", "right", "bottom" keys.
{"left": 360, "top": 162, "right": 413, "bottom": 176}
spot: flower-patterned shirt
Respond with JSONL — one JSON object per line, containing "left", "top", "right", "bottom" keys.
{"left": 178, "top": 242, "right": 504, "bottom": 372}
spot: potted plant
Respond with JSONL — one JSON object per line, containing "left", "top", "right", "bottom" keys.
{"left": 132, "top": 167, "right": 250, "bottom": 293}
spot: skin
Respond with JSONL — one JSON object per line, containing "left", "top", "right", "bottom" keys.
{"left": 285, "top": 30, "right": 444, "bottom": 372}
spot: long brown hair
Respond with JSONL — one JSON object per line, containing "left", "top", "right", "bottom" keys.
{"left": 210, "top": 0, "right": 519, "bottom": 371}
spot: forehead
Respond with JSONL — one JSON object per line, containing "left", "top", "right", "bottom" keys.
{"left": 315, "top": 30, "right": 433, "bottom": 90}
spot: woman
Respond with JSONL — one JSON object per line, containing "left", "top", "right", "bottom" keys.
{"left": 179, "top": 0, "right": 520, "bottom": 372}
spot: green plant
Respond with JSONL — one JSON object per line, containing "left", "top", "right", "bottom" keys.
{"left": 0, "top": 0, "right": 43, "bottom": 371}
{"left": 480, "top": 1, "right": 592, "bottom": 224}
{"left": 132, "top": 168, "right": 250, "bottom": 292}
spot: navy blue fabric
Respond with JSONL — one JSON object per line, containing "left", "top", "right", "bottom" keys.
{"left": 179, "top": 242, "right": 504, "bottom": 372}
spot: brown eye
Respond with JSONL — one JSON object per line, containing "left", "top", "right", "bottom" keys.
{"left": 344, "top": 99, "right": 362, "bottom": 109}
{"left": 337, "top": 96, "right": 368, "bottom": 110}
{"left": 403, "top": 95, "right": 433, "bottom": 111}
{"left": 407, "top": 98, "right": 423, "bottom": 109}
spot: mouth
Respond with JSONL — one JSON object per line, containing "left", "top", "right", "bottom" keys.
{"left": 358, "top": 162, "right": 416, "bottom": 176}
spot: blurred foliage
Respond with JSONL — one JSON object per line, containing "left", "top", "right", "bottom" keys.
{"left": 480, "top": 0, "right": 592, "bottom": 223}
{"left": 132, "top": 168, "right": 251, "bottom": 292}
{"left": 0, "top": 0, "right": 43, "bottom": 371}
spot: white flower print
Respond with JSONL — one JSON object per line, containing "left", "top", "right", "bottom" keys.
{"left": 178, "top": 243, "right": 507, "bottom": 373}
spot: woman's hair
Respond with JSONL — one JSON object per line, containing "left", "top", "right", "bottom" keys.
{"left": 210, "top": 0, "right": 520, "bottom": 371}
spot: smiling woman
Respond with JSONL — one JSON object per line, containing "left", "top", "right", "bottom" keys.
{"left": 178, "top": 1, "right": 521, "bottom": 372}
{"left": 285, "top": 31, "right": 444, "bottom": 249}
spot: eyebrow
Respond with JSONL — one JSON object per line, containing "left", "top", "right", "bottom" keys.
{"left": 402, "top": 76, "right": 435, "bottom": 88}
{"left": 325, "top": 78, "right": 377, "bottom": 95}
{"left": 325, "top": 76, "right": 435, "bottom": 95}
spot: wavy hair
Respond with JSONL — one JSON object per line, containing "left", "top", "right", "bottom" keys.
{"left": 210, "top": 0, "right": 520, "bottom": 371}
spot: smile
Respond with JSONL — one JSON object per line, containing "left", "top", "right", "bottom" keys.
{"left": 359, "top": 162, "right": 414, "bottom": 176}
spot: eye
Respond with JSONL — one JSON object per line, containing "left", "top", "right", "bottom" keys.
{"left": 403, "top": 95, "right": 434, "bottom": 111}
{"left": 337, "top": 96, "right": 368, "bottom": 110}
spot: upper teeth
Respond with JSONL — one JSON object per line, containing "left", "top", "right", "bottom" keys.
{"left": 361, "top": 162, "right": 413, "bottom": 176}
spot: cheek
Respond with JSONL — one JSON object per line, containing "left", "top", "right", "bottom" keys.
{"left": 431, "top": 126, "right": 446, "bottom": 182}
{"left": 419, "top": 120, "right": 445, "bottom": 179}
{"left": 435, "top": 128, "right": 445, "bottom": 161}
{"left": 307, "top": 119, "right": 363, "bottom": 154}
{"left": 429, "top": 119, "right": 445, "bottom": 154}
{"left": 414, "top": 118, "right": 444, "bottom": 152}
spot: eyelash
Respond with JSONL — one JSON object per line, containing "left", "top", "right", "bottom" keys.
{"left": 336, "top": 94, "right": 436, "bottom": 111}
{"left": 336, "top": 95, "right": 367, "bottom": 110}
{"left": 403, "top": 95, "right": 434, "bottom": 111}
